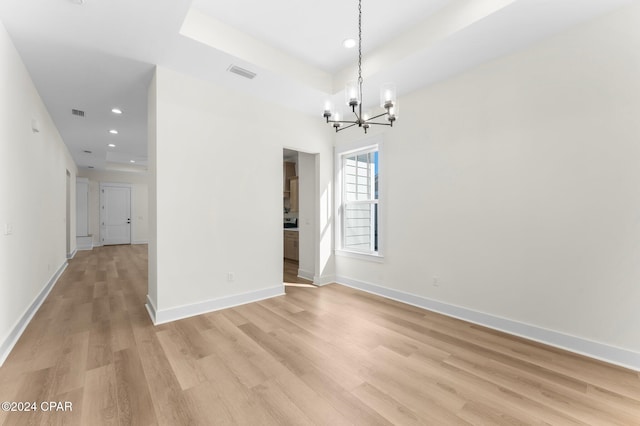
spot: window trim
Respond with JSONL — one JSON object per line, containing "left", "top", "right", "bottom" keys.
{"left": 335, "top": 136, "right": 384, "bottom": 261}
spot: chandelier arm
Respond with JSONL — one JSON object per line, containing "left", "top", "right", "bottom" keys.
{"left": 367, "top": 112, "right": 389, "bottom": 121}
{"left": 336, "top": 123, "right": 359, "bottom": 132}
{"left": 328, "top": 120, "right": 359, "bottom": 125}
{"left": 366, "top": 122, "right": 393, "bottom": 126}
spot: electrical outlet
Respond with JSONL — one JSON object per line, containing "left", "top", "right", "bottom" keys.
{"left": 227, "top": 272, "right": 235, "bottom": 282}
{"left": 3, "top": 223, "right": 12, "bottom": 235}
{"left": 432, "top": 276, "right": 439, "bottom": 287}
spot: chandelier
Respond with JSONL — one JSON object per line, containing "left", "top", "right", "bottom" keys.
{"left": 323, "top": 0, "right": 398, "bottom": 133}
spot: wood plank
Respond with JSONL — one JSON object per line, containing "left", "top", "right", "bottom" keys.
{"left": 81, "top": 364, "right": 119, "bottom": 426}
{"left": 50, "top": 331, "right": 90, "bottom": 396}
{"left": 1, "top": 367, "right": 55, "bottom": 426}
{"left": 86, "top": 320, "right": 113, "bottom": 370}
{"left": 113, "top": 348, "right": 158, "bottom": 426}
{"left": 132, "top": 323, "right": 195, "bottom": 425}
{"left": 155, "top": 327, "right": 207, "bottom": 390}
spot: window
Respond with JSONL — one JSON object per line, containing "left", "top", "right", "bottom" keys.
{"left": 336, "top": 140, "right": 381, "bottom": 258}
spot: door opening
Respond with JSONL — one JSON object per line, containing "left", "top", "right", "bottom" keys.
{"left": 282, "top": 148, "right": 317, "bottom": 287}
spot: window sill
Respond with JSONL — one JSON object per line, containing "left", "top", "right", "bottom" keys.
{"left": 335, "top": 249, "right": 385, "bottom": 263}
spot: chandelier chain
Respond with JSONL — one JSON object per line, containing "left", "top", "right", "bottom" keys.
{"left": 358, "top": 0, "right": 363, "bottom": 96}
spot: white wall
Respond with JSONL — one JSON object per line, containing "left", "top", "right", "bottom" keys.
{"left": 148, "top": 66, "right": 333, "bottom": 321}
{"left": 297, "top": 152, "right": 317, "bottom": 280}
{"left": 335, "top": 4, "right": 640, "bottom": 365}
{"left": 76, "top": 169, "right": 149, "bottom": 245}
{"left": 0, "top": 20, "right": 77, "bottom": 364}
{"left": 147, "top": 73, "right": 158, "bottom": 308}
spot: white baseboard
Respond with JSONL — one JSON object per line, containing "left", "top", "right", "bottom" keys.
{"left": 0, "top": 261, "right": 68, "bottom": 366}
{"left": 313, "top": 274, "right": 336, "bottom": 286}
{"left": 132, "top": 240, "right": 148, "bottom": 245}
{"left": 297, "top": 268, "right": 314, "bottom": 282}
{"left": 335, "top": 275, "right": 640, "bottom": 372}
{"left": 66, "top": 249, "right": 77, "bottom": 259}
{"left": 145, "top": 294, "right": 157, "bottom": 324}
{"left": 146, "top": 285, "right": 285, "bottom": 325}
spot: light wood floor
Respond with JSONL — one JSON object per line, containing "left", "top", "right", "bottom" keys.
{"left": 1, "top": 245, "right": 639, "bottom": 425}
{"left": 283, "top": 258, "right": 314, "bottom": 286}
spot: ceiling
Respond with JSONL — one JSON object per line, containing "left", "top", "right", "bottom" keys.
{"left": 0, "top": 0, "right": 631, "bottom": 171}
{"left": 190, "top": 0, "right": 450, "bottom": 73}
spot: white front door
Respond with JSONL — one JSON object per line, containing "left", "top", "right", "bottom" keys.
{"left": 100, "top": 184, "right": 131, "bottom": 245}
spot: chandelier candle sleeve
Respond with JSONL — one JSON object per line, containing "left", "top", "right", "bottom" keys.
{"left": 323, "top": 100, "right": 333, "bottom": 120}
{"left": 345, "top": 80, "right": 360, "bottom": 109}
{"left": 333, "top": 112, "right": 342, "bottom": 129}
{"left": 380, "top": 83, "right": 397, "bottom": 109}
{"left": 323, "top": 0, "right": 398, "bottom": 134}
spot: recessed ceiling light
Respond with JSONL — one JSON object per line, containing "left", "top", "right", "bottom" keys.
{"left": 109, "top": 129, "right": 118, "bottom": 134}
{"left": 111, "top": 108, "right": 122, "bottom": 114}
{"left": 343, "top": 38, "right": 356, "bottom": 49}
{"left": 130, "top": 160, "right": 136, "bottom": 163}
{"left": 108, "top": 143, "right": 116, "bottom": 148}
{"left": 70, "top": 0, "right": 85, "bottom": 5}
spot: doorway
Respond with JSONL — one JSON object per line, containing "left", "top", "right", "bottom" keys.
{"left": 100, "top": 183, "right": 132, "bottom": 245}
{"left": 282, "top": 148, "right": 317, "bottom": 287}
{"left": 66, "top": 170, "right": 71, "bottom": 257}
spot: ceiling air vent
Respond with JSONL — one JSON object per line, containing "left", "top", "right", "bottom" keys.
{"left": 72, "top": 109, "right": 85, "bottom": 117}
{"left": 227, "top": 65, "right": 256, "bottom": 80}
